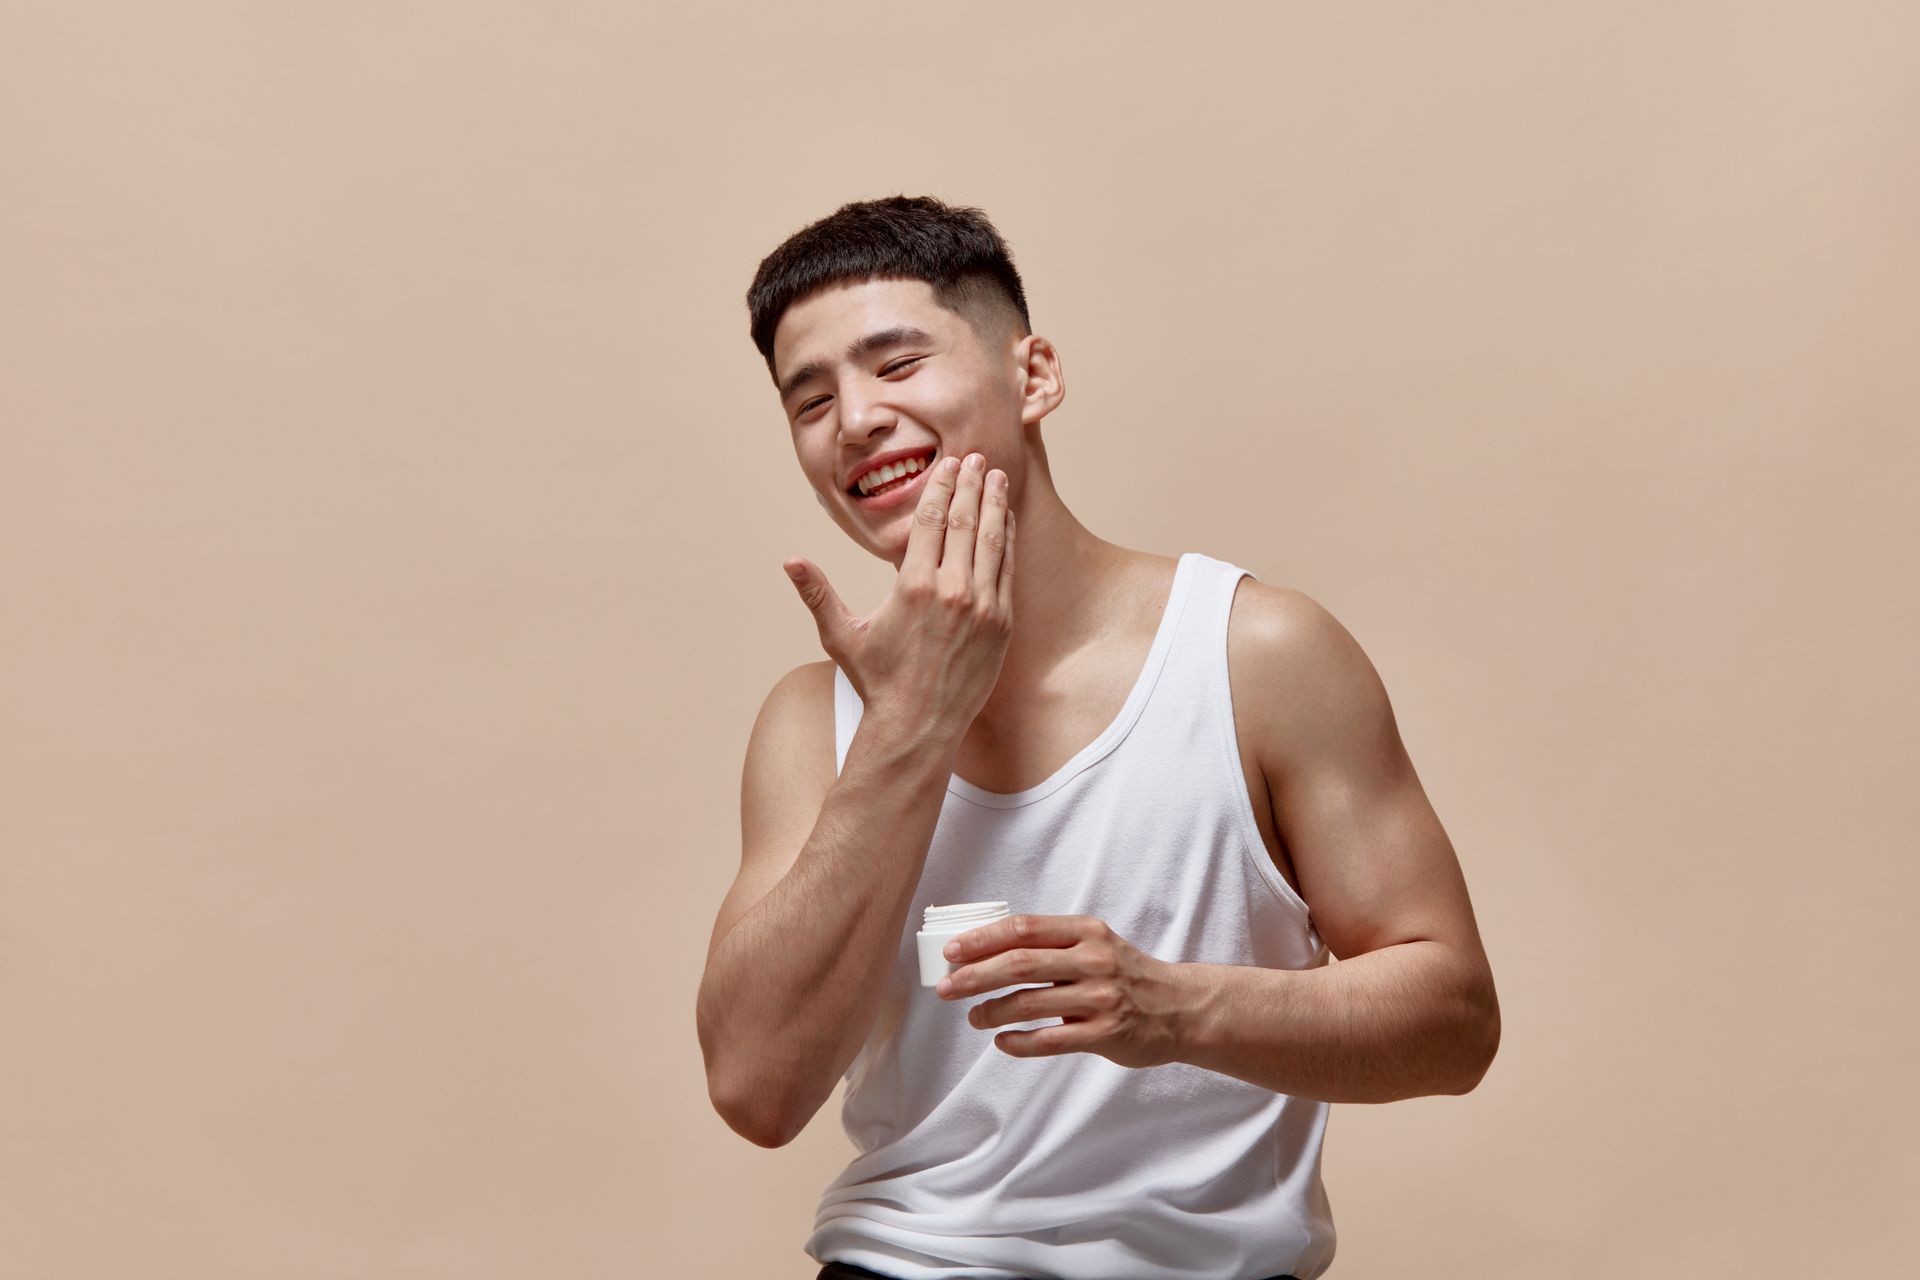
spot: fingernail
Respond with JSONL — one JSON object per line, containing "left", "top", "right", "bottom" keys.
{"left": 967, "top": 453, "right": 985, "bottom": 470}
{"left": 784, "top": 563, "right": 803, "bottom": 581}
{"left": 944, "top": 942, "right": 960, "bottom": 959}
{"left": 935, "top": 976, "right": 952, "bottom": 996}
{"left": 944, "top": 456, "right": 961, "bottom": 474}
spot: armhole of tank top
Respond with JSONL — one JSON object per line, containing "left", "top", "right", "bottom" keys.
{"left": 1211, "top": 564, "right": 1318, "bottom": 928}
{"left": 831, "top": 663, "right": 860, "bottom": 778}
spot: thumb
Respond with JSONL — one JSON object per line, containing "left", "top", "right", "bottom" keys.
{"left": 783, "top": 558, "right": 852, "bottom": 650}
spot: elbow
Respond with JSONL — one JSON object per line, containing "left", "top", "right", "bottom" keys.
{"left": 708, "top": 1076, "right": 803, "bottom": 1148}
{"left": 698, "top": 995, "right": 802, "bottom": 1147}
{"left": 704, "top": 1043, "right": 820, "bottom": 1148}
{"left": 1447, "top": 971, "right": 1502, "bottom": 1095}
{"left": 1447, "top": 1021, "right": 1499, "bottom": 1095}
{"left": 731, "top": 1109, "right": 804, "bottom": 1150}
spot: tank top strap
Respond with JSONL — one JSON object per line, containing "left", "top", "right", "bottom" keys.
{"left": 1145, "top": 551, "right": 1257, "bottom": 718}
{"left": 1189, "top": 551, "right": 1257, "bottom": 641}
{"left": 832, "top": 662, "right": 862, "bottom": 777}
{"left": 1162, "top": 553, "right": 1321, "bottom": 924}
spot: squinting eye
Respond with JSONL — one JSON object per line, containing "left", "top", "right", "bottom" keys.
{"left": 796, "top": 358, "right": 920, "bottom": 418}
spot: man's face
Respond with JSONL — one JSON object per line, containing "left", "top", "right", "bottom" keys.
{"left": 772, "top": 277, "right": 1024, "bottom": 565}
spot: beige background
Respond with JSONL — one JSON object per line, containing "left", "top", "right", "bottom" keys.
{"left": 3, "top": 2, "right": 1916, "bottom": 1276}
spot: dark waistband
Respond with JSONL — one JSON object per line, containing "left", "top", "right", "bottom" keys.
{"left": 817, "top": 1265, "right": 1299, "bottom": 1280}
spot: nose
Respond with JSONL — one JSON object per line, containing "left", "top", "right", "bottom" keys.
{"left": 835, "top": 379, "right": 899, "bottom": 448}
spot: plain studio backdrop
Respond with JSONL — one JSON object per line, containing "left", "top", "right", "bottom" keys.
{"left": 3, "top": 3, "right": 1915, "bottom": 1276}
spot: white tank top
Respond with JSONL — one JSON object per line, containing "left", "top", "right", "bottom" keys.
{"left": 806, "top": 552, "right": 1337, "bottom": 1280}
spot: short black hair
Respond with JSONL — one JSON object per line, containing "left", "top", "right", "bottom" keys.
{"left": 746, "top": 194, "right": 1032, "bottom": 382}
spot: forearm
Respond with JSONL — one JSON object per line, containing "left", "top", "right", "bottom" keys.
{"left": 1171, "top": 942, "right": 1500, "bottom": 1104}
{"left": 698, "top": 712, "right": 957, "bottom": 1143}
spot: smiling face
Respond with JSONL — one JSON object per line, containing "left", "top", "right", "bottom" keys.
{"left": 772, "top": 276, "right": 1053, "bottom": 565}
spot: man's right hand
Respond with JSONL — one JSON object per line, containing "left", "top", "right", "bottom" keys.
{"left": 782, "top": 451, "right": 1015, "bottom": 738}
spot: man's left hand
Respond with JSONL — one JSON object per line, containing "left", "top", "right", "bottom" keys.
{"left": 935, "top": 914, "right": 1189, "bottom": 1068}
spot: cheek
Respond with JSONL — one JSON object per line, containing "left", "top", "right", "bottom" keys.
{"left": 910, "top": 377, "right": 989, "bottom": 430}
{"left": 795, "top": 443, "right": 835, "bottom": 493}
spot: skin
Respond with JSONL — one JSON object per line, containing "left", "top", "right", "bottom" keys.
{"left": 772, "top": 276, "right": 1130, "bottom": 712}
{"left": 706, "top": 276, "right": 1498, "bottom": 1138}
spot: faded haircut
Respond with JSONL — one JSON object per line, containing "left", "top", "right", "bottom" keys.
{"left": 746, "top": 194, "right": 1033, "bottom": 382}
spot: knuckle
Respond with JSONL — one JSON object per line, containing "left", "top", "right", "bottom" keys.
{"left": 946, "top": 509, "right": 976, "bottom": 532}
{"left": 1007, "top": 950, "right": 1037, "bottom": 979}
{"left": 936, "top": 583, "right": 970, "bottom": 612}
{"left": 915, "top": 502, "right": 948, "bottom": 531}
{"left": 1086, "top": 946, "right": 1118, "bottom": 977}
{"left": 1092, "top": 983, "right": 1119, "bottom": 1011}
{"left": 979, "top": 528, "right": 1006, "bottom": 553}
{"left": 898, "top": 575, "right": 933, "bottom": 604}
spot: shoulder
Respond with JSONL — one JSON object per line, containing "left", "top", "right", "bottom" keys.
{"left": 1224, "top": 575, "right": 1329, "bottom": 650}
{"left": 744, "top": 660, "right": 837, "bottom": 779}
{"left": 1226, "top": 577, "right": 1369, "bottom": 674}
{"left": 754, "top": 658, "right": 836, "bottom": 734}
{"left": 1225, "top": 576, "right": 1400, "bottom": 771}
{"left": 771, "top": 657, "right": 838, "bottom": 702}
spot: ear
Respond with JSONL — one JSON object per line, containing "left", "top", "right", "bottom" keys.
{"left": 1014, "top": 334, "right": 1065, "bottom": 426}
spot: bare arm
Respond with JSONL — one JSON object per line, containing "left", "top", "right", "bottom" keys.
{"left": 696, "top": 664, "right": 960, "bottom": 1147}
{"left": 1173, "top": 584, "right": 1500, "bottom": 1101}
{"left": 935, "top": 583, "right": 1498, "bottom": 1103}
{"left": 696, "top": 452, "right": 1015, "bottom": 1146}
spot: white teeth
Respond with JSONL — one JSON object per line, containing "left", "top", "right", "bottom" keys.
{"left": 857, "top": 453, "right": 928, "bottom": 495}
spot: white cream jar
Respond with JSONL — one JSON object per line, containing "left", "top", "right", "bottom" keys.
{"left": 915, "top": 901, "right": 1011, "bottom": 987}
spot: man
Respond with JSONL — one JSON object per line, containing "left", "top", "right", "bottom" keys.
{"left": 695, "top": 195, "right": 1499, "bottom": 1280}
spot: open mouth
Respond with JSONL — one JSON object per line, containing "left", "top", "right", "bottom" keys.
{"left": 848, "top": 448, "right": 940, "bottom": 502}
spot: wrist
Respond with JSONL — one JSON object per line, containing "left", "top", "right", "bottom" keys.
{"left": 1162, "top": 960, "right": 1222, "bottom": 1064}
{"left": 849, "top": 705, "right": 962, "bottom": 777}
{"left": 866, "top": 699, "right": 966, "bottom": 755}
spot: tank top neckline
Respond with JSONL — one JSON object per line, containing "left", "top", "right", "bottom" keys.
{"left": 944, "top": 551, "right": 1200, "bottom": 810}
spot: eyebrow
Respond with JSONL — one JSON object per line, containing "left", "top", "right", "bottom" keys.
{"left": 778, "top": 325, "right": 937, "bottom": 405}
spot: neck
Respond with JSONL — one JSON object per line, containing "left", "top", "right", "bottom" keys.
{"left": 987, "top": 460, "right": 1124, "bottom": 696}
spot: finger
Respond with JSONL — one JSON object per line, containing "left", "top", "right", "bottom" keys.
{"left": 940, "top": 453, "right": 986, "bottom": 581}
{"left": 783, "top": 558, "right": 852, "bottom": 655}
{"left": 969, "top": 982, "right": 1095, "bottom": 1030}
{"left": 901, "top": 455, "right": 962, "bottom": 579}
{"left": 973, "top": 468, "right": 1008, "bottom": 599}
{"left": 998, "top": 507, "right": 1015, "bottom": 615}
{"left": 942, "top": 913, "right": 1093, "bottom": 966}
{"left": 994, "top": 1023, "right": 1087, "bottom": 1058}
{"left": 937, "top": 944, "right": 1089, "bottom": 1000}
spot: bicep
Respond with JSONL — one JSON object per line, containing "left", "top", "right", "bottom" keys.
{"left": 1259, "top": 594, "right": 1485, "bottom": 965}
{"left": 707, "top": 660, "right": 836, "bottom": 963}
